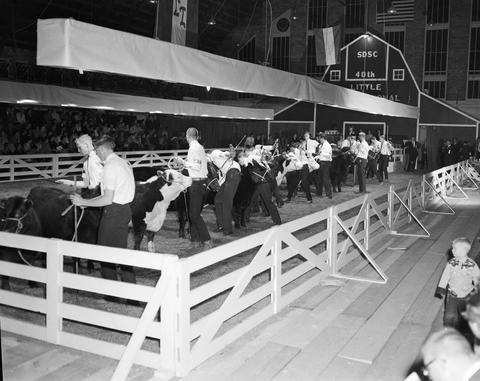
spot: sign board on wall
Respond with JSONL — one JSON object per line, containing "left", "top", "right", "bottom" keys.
{"left": 346, "top": 37, "right": 387, "bottom": 81}
{"left": 323, "top": 34, "right": 418, "bottom": 107}
{"left": 171, "top": 0, "right": 188, "bottom": 45}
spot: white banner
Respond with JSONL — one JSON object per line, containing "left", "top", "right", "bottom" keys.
{"left": 171, "top": 0, "right": 187, "bottom": 46}
{"left": 36, "top": 19, "right": 419, "bottom": 119}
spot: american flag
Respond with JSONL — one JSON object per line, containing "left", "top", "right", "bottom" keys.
{"left": 376, "top": 0, "right": 415, "bottom": 24}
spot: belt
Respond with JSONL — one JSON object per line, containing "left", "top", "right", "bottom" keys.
{"left": 191, "top": 177, "right": 207, "bottom": 181}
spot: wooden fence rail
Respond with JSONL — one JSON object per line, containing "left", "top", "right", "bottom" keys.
{"left": 0, "top": 160, "right": 477, "bottom": 380}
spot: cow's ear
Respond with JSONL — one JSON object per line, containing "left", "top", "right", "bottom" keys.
{"left": 24, "top": 199, "right": 34, "bottom": 210}
{"left": 157, "top": 170, "right": 164, "bottom": 177}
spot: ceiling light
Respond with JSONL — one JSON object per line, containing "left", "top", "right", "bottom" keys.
{"left": 387, "top": 5, "right": 397, "bottom": 14}
{"left": 208, "top": 17, "right": 216, "bottom": 26}
{"left": 206, "top": 86, "right": 211, "bottom": 92}
{"left": 16, "top": 99, "right": 38, "bottom": 104}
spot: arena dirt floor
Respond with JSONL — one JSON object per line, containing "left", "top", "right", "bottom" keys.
{"left": 0, "top": 170, "right": 424, "bottom": 354}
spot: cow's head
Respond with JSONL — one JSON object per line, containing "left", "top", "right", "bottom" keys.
{"left": 0, "top": 196, "right": 34, "bottom": 233}
{"left": 162, "top": 169, "right": 192, "bottom": 189}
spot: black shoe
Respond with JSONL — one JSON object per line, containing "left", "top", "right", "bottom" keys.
{"left": 307, "top": 200, "right": 313, "bottom": 204}
{"left": 214, "top": 227, "right": 224, "bottom": 233}
{"left": 327, "top": 195, "right": 332, "bottom": 199}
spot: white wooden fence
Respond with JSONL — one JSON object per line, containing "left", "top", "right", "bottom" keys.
{"left": 0, "top": 149, "right": 224, "bottom": 182}
{"left": 0, "top": 160, "right": 477, "bottom": 380}
{"left": 0, "top": 147, "right": 405, "bottom": 182}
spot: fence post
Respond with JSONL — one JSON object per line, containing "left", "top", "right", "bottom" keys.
{"left": 153, "top": 256, "right": 179, "bottom": 380}
{"left": 328, "top": 206, "right": 337, "bottom": 274}
{"left": 422, "top": 174, "right": 426, "bottom": 209}
{"left": 46, "top": 239, "right": 62, "bottom": 344}
{"left": 174, "top": 259, "right": 191, "bottom": 378}
{"left": 364, "top": 199, "right": 370, "bottom": 250}
{"left": 9, "top": 157, "right": 14, "bottom": 181}
{"left": 388, "top": 185, "right": 394, "bottom": 230}
{"left": 52, "top": 155, "right": 59, "bottom": 178}
{"left": 271, "top": 227, "right": 281, "bottom": 314}
{"left": 408, "top": 184, "right": 413, "bottom": 223}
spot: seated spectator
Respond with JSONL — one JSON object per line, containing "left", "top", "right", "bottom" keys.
{"left": 419, "top": 328, "right": 480, "bottom": 381}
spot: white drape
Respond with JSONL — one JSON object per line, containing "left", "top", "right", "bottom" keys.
{"left": 0, "top": 80, "right": 274, "bottom": 120}
{"left": 36, "top": 19, "right": 418, "bottom": 119}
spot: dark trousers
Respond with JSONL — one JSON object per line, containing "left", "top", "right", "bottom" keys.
{"left": 366, "top": 158, "right": 378, "bottom": 178}
{"left": 300, "top": 165, "right": 312, "bottom": 201}
{"left": 407, "top": 154, "right": 417, "bottom": 171}
{"left": 99, "top": 203, "right": 136, "bottom": 284}
{"left": 255, "top": 182, "right": 281, "bottom": 225}
{"left": 356, "top": 158, "right": 367, "bottom": 193}
{"left": 286, "top": 170, "right": 300, "bottom": 200}
{"left": 444, "top": 292, "right": 468, "bottom": 330}
{"left": 377, "top": 154, "right": 389, "bottom": 182}
{"left": 215, "top": 169, "right": 241, "bottom": 234}
{"left": 189, "top": 180, "right": 211, "bottom": 242}
{"left": 318, "top": 161, "right": 332, "bottom": 197}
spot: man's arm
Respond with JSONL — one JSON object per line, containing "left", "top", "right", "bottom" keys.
{"left": 56, "top": 179, "right": 87, "bottom": 188}
{"left": 70, "top": 189, "right": 114, "bottom": 208}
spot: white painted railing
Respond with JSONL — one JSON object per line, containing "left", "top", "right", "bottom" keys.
{"left": 0, "top": 148, "right": 227, "bottom": 182}
{"left": 0, "top": 160, "right": 477, "bottom": 380}
{"left": 0, "top": 147, "right": 404, "bottom": 183}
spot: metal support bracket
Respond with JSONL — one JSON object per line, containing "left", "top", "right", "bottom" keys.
{"left": 389, "top": 188, "right": 430, "bottom": 238}
{"left": 422, "top": 178, "right": 455, "bottom": 215}
{"left": 330, "top": 215, "right": 388, "bottom": 285}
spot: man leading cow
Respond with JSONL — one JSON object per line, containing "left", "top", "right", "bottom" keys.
{"left": 70, "top": 135, "right": 136, "bottom": 286}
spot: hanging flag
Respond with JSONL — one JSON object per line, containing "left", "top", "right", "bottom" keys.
{"left": 171, "top": 0, "right": 188, "bottom": 45}
{"left": 376, "top": 0, "right": 414, "bottom": 24}
{"left": 313, "top": 25, "right": 341, "bottom": 66}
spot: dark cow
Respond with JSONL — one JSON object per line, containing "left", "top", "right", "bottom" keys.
{"left": 0, "top": 196, "right": 44, "bottom": 290}
{"left": 331, "top": 148, "right": 349, "bottom": 193}
{"left": 28, "top": 186, "right": 101, "bottom": 244}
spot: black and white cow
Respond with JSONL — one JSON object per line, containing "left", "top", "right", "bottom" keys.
{"left": 131, "top": 169, "right": 192, "bottom": 252}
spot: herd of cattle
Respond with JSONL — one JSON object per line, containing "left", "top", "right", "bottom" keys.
{"left": 0, "top": 149, "right": 351, "bottom": 289}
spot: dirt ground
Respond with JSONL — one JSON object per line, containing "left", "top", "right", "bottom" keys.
{"left": 0, "top": 170, "right": 423, "bottom": 352}
{"left": 0, "top": 171, "right": 421, "bottom": 257}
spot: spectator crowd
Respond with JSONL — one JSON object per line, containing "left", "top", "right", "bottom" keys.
{"left": 0, "top": 105, "right": 188, "bottom": 155}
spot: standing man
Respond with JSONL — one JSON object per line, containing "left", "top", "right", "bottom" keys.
{"left": 351, "top": 132, "right": 369, "bottom": 193}
{"left": 57, "top": 134, "right": 103, "bottom": 198}
{"left": 209, "top": 149, "right": 241, "bottom": 236}
{"left": 301, "top": 131, "right": 321, "bottom": 196}
{"left": 366, "top": 135, "right": 381, "bottom": 180}
{"left": 405, "top": 137, "right": 418, "bottom": 171}
{"left": 316, "top": 134, "right": 332, "bottom": 199}
{"left": 183, "top": 128, "right": 212, "bottom": 248}
{"left": 70, "top": 135, "right": 136, "bottom": 284}
{"left": 376, "top": 134, "right": 394, "bottom": 184}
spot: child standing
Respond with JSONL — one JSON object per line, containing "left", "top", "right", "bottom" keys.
{"left": 435, "top": 237, "right": 480, "bottom": 329}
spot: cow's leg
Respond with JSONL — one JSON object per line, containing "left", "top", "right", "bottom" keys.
{"left": 133, "top": 226, "right": 146, "bottom": 251}
{"left": 146, "top": 231, "right": 156, "bottom": 252}
{"left": 1, "top": 276, "right": 11, "bottom": 291}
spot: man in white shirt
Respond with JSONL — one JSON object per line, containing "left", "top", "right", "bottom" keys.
{"left": 317, "top": 134, "right": 333, "bottom": 199}
{"left": 184, "top": 128, "right": 212, "bottom": 248}
{"left": 209, "top": 149, "right": 241, "bottom": 235}
{"left": 366, "top": 136, "right": 381, "bottom": 180}
{"left": 377, "top": 134, "right": 394, "bottom": 184}
{"left": 57, "top": 134, "right": 103, "bottom": 198}
{"left": 351, "top": 132, "right": 369, "bottom": 193}
{"left": 70, "top": 135, "right": 136, "bottom": 284}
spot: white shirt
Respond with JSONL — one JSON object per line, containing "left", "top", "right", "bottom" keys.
{"left": 379, "top": 140, "right": 393, "bottom": 155}
{"left": 186, "top": 140, "right": 208, "bottom": 178}
{"left": 102, "top": 153, "right": 135, "bottom": 204}
{"left": 317, "top": 140, "right": 332, "bottom": 162}
{"left": 301, "top": 139, "right": 319, "bottom": 155}
{"left": 83, "top": 151, "right": 103, "bottom": 189}
{"left": 370, "top": 140, "right": 381, "bottom": 153}
{"left": 352, "top": 140, "right": 370, "bottom": 160}
{"left": 209, "top": 150, "right": 241, "bottom": 178}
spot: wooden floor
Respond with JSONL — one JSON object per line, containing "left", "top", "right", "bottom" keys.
{"left": 2, "top": 189, "right": 480, "bottom": 381}
{"left": 181, "top": 190, "right": 480, "bottom": 381}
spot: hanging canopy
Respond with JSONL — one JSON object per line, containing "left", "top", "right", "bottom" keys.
{"left": 0, "top": 80, "right": 274, "bottom": 120}
{"left": 36, "top": 18, "right": 418, "bottom": 119}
